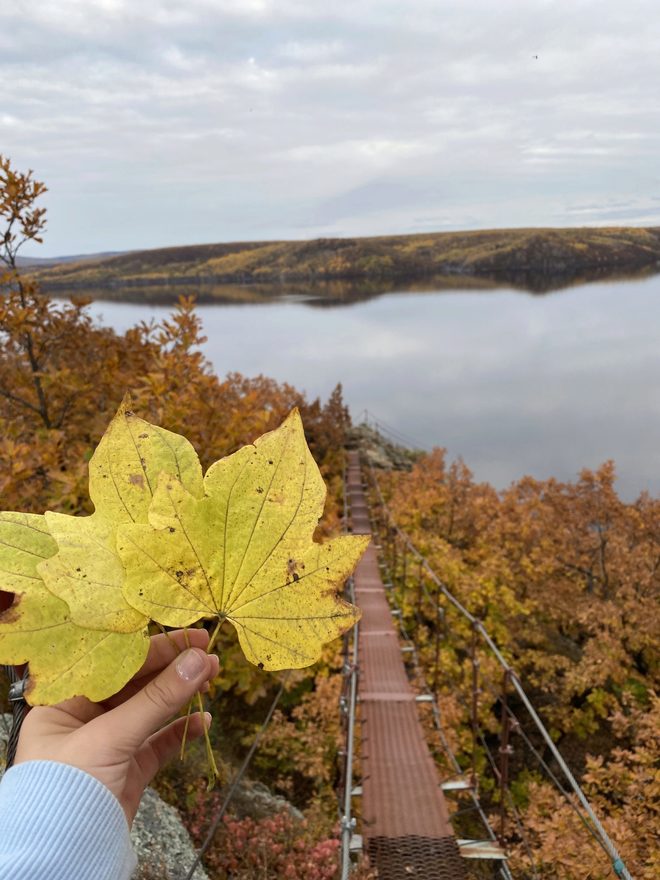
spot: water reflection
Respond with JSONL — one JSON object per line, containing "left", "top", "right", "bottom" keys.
{"left": 86, "top": 271, "right": 660, "bottom": 501}
{"left": 56, "top": 263, "right": 660, "bottom": 306}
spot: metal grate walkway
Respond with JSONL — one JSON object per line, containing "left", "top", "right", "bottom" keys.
{"left": 346, "top": 451, "right": 467, "bottom": 879}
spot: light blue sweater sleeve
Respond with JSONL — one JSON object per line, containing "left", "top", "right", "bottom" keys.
{"left": 0, "top": 760, "right": 137, "bottom": 879}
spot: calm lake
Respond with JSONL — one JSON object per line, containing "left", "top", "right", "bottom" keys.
{"left": 86, "top": 273, "right": 660, "bottom": 500}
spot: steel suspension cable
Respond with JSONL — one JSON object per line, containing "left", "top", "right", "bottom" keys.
{"left": 361, "top": 410, "right": 428, "bottom": 451}
{"left": 473, "top": 662, "right": 612, "bottom": 861}
{"left": 378, "top": 545, "right": 513, "bottom": 880}
{"left": 504, "top": 704, "right": 613, "bottom": 862}
{"left": 339, "top": 460, "right": 361, "bottom": 878}
{"left": 339, "top": 575, "right": 359, "bottom": 880}
{"left": 472, "top": 724, "right": 541, "bottom": 880}
{"left": 184, "top": 675, "right": 288, "bottom": 880}
{"left": 1, "top": 664, "right": 29, "bottom": 769}
{"left": 365, "top": 458, "right": 632, "bottom": 880}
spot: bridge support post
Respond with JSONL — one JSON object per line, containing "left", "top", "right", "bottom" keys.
{"left": 499, "top": 669, "right": 513, "bottom": 839}
{"left": 470, "top": 619, "right": 480, "bottom": 793}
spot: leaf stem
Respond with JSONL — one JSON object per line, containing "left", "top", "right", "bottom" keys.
{"left": 196, "top": 689, "right": 219, "bottom": 789}
{"left": 155, "top": 623, "right": 219, "bottom": 784}
{"left": 180, "top": 698, "right": 194, "bottom": 762}
{"left": 179, "top": 627, "right": 194, "bottom": 760}
{"left": 207, "top": 617, "right": 225, "bottom": 655}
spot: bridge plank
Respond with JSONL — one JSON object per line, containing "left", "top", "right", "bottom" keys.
{"left": 347, "top": 452, "right": 466, "bottom": 877}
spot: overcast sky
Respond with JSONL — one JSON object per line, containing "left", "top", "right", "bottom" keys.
{"left": 2, "top": 0, "right": 660, "bottom": 256}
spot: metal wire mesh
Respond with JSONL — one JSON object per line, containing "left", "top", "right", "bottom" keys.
{"left": 368, "top": 835, "right": 467, "bottom": 880}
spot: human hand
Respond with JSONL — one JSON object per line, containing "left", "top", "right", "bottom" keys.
{"left": 13, "top": 628, "right": 219, "bottom": 825}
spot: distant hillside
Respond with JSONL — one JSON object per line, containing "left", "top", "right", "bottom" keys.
{"left": 30, "top": 227, "right": 660, "bottom": 291}
{"left": 17, "top": 251, "right": 127, "bottom": 269}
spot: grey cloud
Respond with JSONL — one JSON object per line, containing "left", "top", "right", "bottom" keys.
{"left": 3, "top": 0, "right": 660, "bottom": 253}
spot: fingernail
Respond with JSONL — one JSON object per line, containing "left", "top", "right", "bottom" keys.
{"left": 204, "top": 712, "right": 212, "bottom": 729}
{"left": 176, "top": 649, "right": 207, "bottom": 681}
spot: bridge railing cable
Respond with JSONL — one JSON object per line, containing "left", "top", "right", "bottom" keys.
{"left": 363, "top": 454, "right": 632, "bottom": 880}
{"left": 395, "top": 583, "right": 539, "bottom": 879}
{"left": 338, "top": 575, "right": 360, "bottom": 880}
{"left": 338, "top": 463, "right": 361, "bottom": 879}
{"left": 378, "top": 542, "right": 514, "bottom": 880}
{"left": 184, "top": 675, "right": 288, "bottom": 880}
{"left": 392, "top": 571, "right": 542, "bottom": 876}
{"left": 385, "top": 525, "right": 615, "bottom": 877}
{"left": 360, "top": 409, "right": 429, "bottom": 451}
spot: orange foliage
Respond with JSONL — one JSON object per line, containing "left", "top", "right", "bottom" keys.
{"left": 375, "top": 448, "right": 659, "bottom": 876}
{"left": 0, "top": 155, "right": 351, "bottom": 753}
{"left": 253, "top": 651, "right": 344, "bottom": 814}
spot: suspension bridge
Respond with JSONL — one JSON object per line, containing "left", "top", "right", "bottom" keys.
{"left": 344, "top": 450, "right": 468, "bottom": 879}
{"left": 338, "top": 433, "right": 632, "bottom": 880}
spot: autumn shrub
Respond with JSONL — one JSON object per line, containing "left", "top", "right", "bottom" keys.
{"left": 504, "top": 696, "right": 659, "bottom": 877}
{"left": 185, "top": 805, "right": 341, "bottom": 880}
{"left": 250, "top": 652, "right": 344, "bottom": 816}
{"left": 381, "top": 453, "right": 659, "bottom": 739}
{"left": 0, "top": 158, "right": 353, "bottom": 859}
{"left": 375, "top": 449, "right": 659, "bottom": 876}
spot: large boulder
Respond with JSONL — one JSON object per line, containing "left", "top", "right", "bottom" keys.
{"left": 131, "top": 787, "right": 208, "bottom": 880}
{"left": 230, "top": 777, "right": 303, "bottom": 822}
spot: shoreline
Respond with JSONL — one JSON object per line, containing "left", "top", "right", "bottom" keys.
{"left": 29, "top": 225, "right": 660, "bottom": 295}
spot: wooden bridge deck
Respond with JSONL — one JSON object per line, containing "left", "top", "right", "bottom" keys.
{"left": 346, "top": 451, "right": 467, "bottom": 879}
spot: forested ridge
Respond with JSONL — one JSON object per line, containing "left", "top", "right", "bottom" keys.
{"left": 31, "top": 226, "right": 660, "bottom": 292}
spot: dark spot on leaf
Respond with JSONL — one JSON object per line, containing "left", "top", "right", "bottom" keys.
{"left": 76, "top": 567, "right": 81, "bottom": 572}
{"left": 169, "top": 527, "right": 176, "bottom": 533}
{"left": 256, "top": 487, "right": 264, "bottom": 494}
{"left": 129, "top": 474, "right": 145, "bottom": 487}
{"left": 0, "top": 592, "right": 20, "bottom": 623}
{"left": 266, "top": 654, "right": 271, "bottom": 661}
{"left": 176, "top": 570, "right": 183, "bottom": 578}
{"left": 293, "top": 572, "right": 300, "bottom": 582}
{"left": 258, "top": 662, "right": 264, "bottom": 670}
{"left": 268, "top": 460, "right": 273, "bottom": 465}
{"left": 138, "top": 433, "right": 148, "bottom": 439}
{"left": 138, "top": 590, "right": 143, "bottom": 596}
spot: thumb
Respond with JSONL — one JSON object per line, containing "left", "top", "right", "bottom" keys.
{"left": 101, "top": 647, "right": 218, "bottom": 748}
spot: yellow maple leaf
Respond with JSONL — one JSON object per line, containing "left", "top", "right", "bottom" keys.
{"left": 38, "top": 395, "right": 204, "bottom": 633}
{"left": 0, "top": 511, "right": 148, "bottom": 705}
{"left": 118, "top": 409, "right": 368, "bottom": 670}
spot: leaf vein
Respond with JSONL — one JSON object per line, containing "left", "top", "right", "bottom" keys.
{"left": 124, "top": 533, "right": 216, "bottom": 616}
{"left": 225, "top": 427, "right": 298, "bottom": 609}
{"left": 0, "top": 537, "right": 51, "bottom": 558}
{"left": 233, "top": 620, "right": 314, "bottom": 662}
